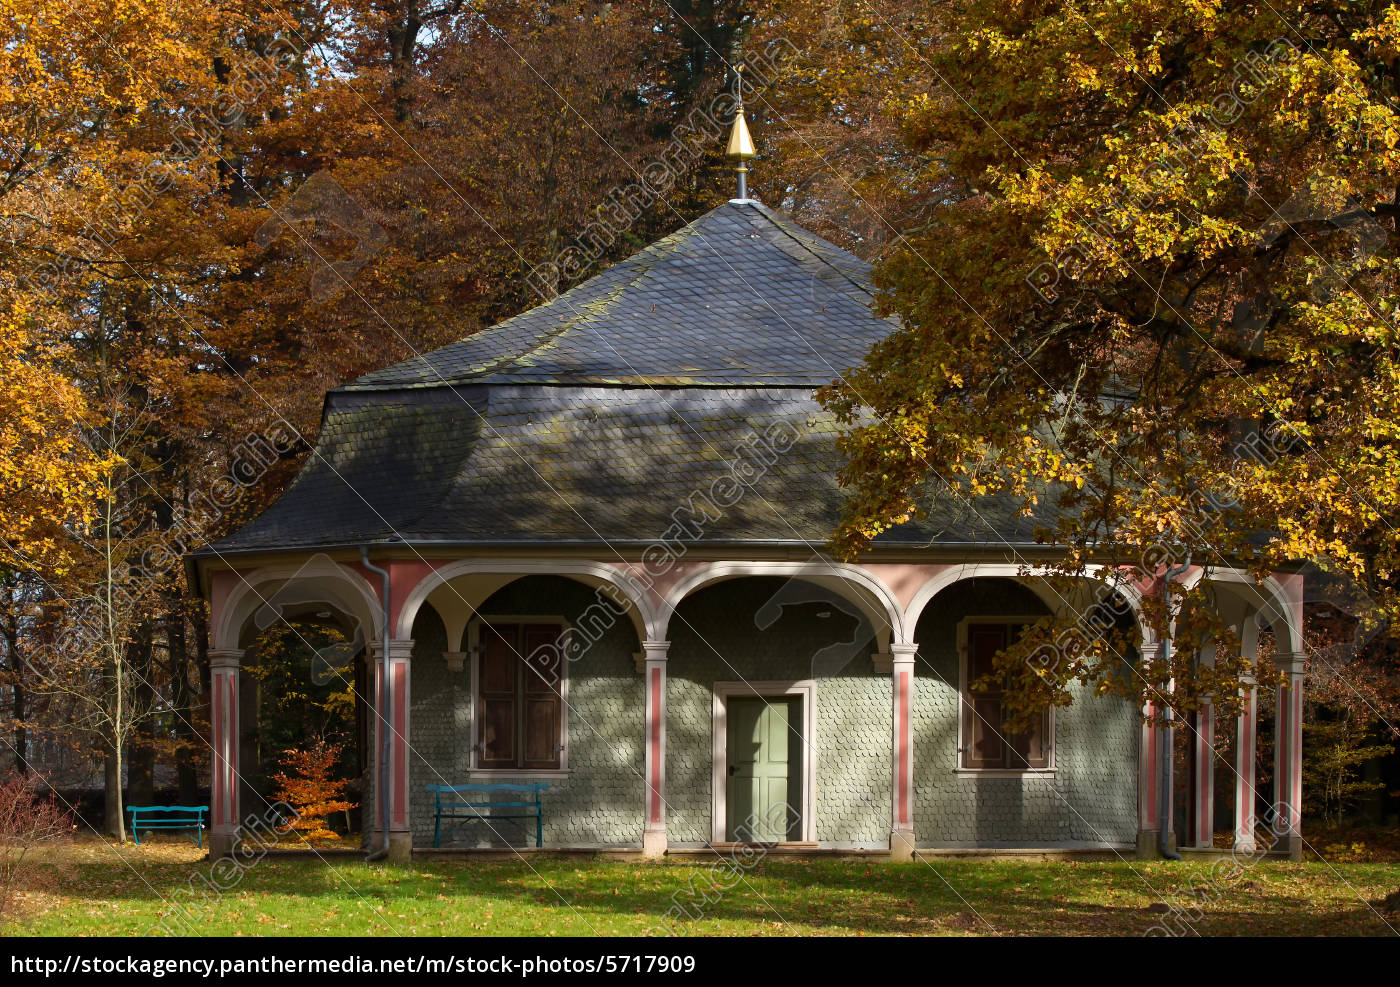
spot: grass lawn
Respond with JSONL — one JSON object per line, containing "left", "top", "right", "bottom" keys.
{"left": 5, "top": 838, "right": 1399, "bottom": 936}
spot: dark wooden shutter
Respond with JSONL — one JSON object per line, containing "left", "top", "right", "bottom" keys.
{"left": 476, "top": 621, "right": 564, "bottom": 770}
{"left": 964, "top": 626, "right": 1008, "bottom": 769}
{"left": 478, "top": 623, "right": 518, "bottom": 767}
{"left": 965, "top": 622, "right": 1052, "bottom": 769}
{"left": 521, "top": 624, "right": 562, "bottom": 769}
{"left": 1005, "top": 621, "right": 1047, "bottom": 768}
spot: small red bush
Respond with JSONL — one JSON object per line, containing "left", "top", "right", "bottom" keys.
{"left": 0, "top": 774, "right": 74, "bottom": 920}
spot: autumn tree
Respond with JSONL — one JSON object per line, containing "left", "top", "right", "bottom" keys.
{"left": 245, "top": 619, "right": 359, "bottom": 791}
{"left": 1303, "top": 602, "right": 1400, "bottom": 824}
{"left": 0, "top": 0, "right": 306, "bottom": 827}
{"left": 271, "top": 739, "right": 358, "bottom": 842}
{"left": 751, "top": 1, "right": 942, "bottom": 257}
{"left": 821, "top": 2, "right": 1400, "bottom": 723}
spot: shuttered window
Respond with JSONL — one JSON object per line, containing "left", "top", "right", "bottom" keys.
{"left": 961, "top": 622, "right": 1051, "bottom": 770}
{"left": 477, "top": 622, "right": 564, "bottom": 770}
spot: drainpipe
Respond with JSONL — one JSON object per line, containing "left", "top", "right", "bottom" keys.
{"left": 1158, "top": 556, "right": 1191, "bottom": 861}
{"left": 361, "top": 547, "right": 391, "bottom": 862}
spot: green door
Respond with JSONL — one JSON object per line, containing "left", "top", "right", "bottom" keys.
{"left": 727, "top": 697, "right": 801, "bottom": 842}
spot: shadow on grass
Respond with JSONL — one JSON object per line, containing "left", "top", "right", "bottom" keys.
{"left": 12, "top": 842, "right": 1400, "bottom": 937}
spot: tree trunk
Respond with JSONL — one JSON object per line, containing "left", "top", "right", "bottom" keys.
{"left": 11, "top": 678, "right": 27, "bottom": 775}
{"left": 6, "top": 622, "right": 27, "bottom": 774}
{"left": 103, "top": 741, "right": 122, "bottom": 837}
{"left": 126, "top": 629, "right": 156, "bottom": 807}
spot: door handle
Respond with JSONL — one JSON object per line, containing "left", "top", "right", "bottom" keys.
{"left": 727, "top": 765, "right": 737, "bottom": 776}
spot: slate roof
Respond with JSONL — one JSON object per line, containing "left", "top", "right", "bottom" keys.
{"left": 210, "top": 385, "right": 1042, "bottom": 551}
{"left": 344, "top": 200, "right": 896, "bottom": 389}
{"left": 204, "top": 199, "right": 1046, "bottom": 556}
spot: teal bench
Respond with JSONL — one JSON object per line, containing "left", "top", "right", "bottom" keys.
{"left": 128, "top": 805, "right": 209, "bottom": 847}
{"left": 425, "top": 783, "right": 548, "bottom": 848}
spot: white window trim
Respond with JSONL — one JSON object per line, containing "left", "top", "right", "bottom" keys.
{"left": 467, "top": 614, "right": 571, "bottom": 777}
{"left": 710, "top": 680, "right": 817, "bottom": 845}
{"left": 955, "top": 615, "right": 1056, "bottom": 775}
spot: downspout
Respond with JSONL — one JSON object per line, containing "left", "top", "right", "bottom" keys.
{"left": 1158, "top": 556, "right": 1192, "bottom": 861}
{"left": 361, "top": 547, "right": 391, "bottom": 862}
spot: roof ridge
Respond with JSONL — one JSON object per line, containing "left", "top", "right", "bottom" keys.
{"left": 744, "top": 202, "right": 877, "bottom": 300}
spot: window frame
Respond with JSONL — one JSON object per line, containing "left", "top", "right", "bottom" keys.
{"left": 466, "top": 615, "right": 571, "bottom": 779}
{"left": 954, "top": 616, "right": 1056, "bottom": 776}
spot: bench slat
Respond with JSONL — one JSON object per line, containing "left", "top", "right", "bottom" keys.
{"left": 425, "top": 784, "right": 547, "bottom": 794}
{"left": 426, "top": 784, "right": 546, "bottom": 848}
{"left": 128, "top": 806, "right": 208, "bottom": 848}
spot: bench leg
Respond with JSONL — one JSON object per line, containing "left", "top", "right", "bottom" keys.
{"left": 197, "top": 825, "right": 203, "bottom": 850}
{"left": 132, "top": 827, "right": 140, "bottom": 846}
{"left": 434, "top": 812, "right": 442, "bottom": 849}
{"left": 536, "top": 812, "right": 542, "bottom": 849}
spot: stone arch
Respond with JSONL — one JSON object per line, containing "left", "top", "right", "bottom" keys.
{"left": 904, "top": 563, "right": 1157, "bottom": 657}
{"left": 1203, "top": 570, "right": 1304, "bottom": 654}
{"left": 656, "top": 561, "right": 903, "bottom": 649}
{"left": 903, "top": 563, "right": 1069, "bottom": 637}
{"left": 214, "top": 556, "right": 382, "bottom": 652}
{"left": 395, "top": 560, "right": 660, "bottom": 648}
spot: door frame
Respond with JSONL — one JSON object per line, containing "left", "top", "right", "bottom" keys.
{"left": 711, "top": 680, "right": 817, "bottom": 844}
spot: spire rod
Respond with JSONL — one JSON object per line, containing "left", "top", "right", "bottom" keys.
{"left": 725, "top": 65, "right": 756, "bottom": 201}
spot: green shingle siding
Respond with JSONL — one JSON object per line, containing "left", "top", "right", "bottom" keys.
{"left": 911, "top": 580, "right": 1139, "bottom": 848}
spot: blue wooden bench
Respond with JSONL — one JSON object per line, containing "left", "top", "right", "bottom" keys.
{"left": 128, "top": 805, "right": 209, "bottom": 847}
{"left": 425, "top": 783, "right": 548, "bottom": 848}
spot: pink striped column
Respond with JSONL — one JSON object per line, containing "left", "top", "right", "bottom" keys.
{"left": 1234, "top": 673, "right": 1258, "bottom": 851}
{"left": 642, "top": 640, "right": 670, "bottom": 858}
{"left": 1273, "top": 653, "right": 1305, "bottom": 860}
{"left": 1192, "top": 699, "right": 1215, "bottom": 848}
{"left": 1138, "top": 701, "right": 1159, "bottom": 853}
{"left": 889, "top": 643, "right": 918, "bottom": 860}
{"left": 371, "top": 638, "right": 415, "bottom": 862}
{"left": 208, "top": 649, "right": 243, "bottom": 858}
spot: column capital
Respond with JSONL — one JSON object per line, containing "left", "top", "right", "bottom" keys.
{"left": 441, "top": 650, "right": 468, "bottom": 673}
{"left": 872, "top": 642, "right": 917, "bottom": 673}
{"left": 634, "top": 640, "right": 670, "bottom": 672}
{"left": 209, "top": 648, "right": 244, "bottom": 671}
{"left": 1277, "top": 651, "right": 1306, "bottom": 676}
{"left": 369, "top": 638, "right": 415, "bottom": 660}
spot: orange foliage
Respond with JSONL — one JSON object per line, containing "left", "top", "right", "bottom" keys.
{"left": 270, "top": 740, "right": 357, "bottom": 843}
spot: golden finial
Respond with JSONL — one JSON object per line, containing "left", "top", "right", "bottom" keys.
{"left": 725, "top": 65, "right": 756, "bottom": 199}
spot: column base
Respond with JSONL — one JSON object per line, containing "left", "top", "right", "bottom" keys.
{"left": 1136, "top": 830, "right": 1178, "bottom": 859}
{"left": 208, "top": 832, "right": 238, "bottom": 860}
{"left": 1232, "top": 837, "right": 1257, "bottom": 855}
{"left": 387, "top": 831, "right": 413, "bottom": 864}
{"left": 643, "top": 828, "right": 667, "bottom": 859}
{"left": 1279, "top": 833, "right": 1303, "bottom": 861}
{"left": 889, "top": 828, "right": 916, "bottom": 862}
